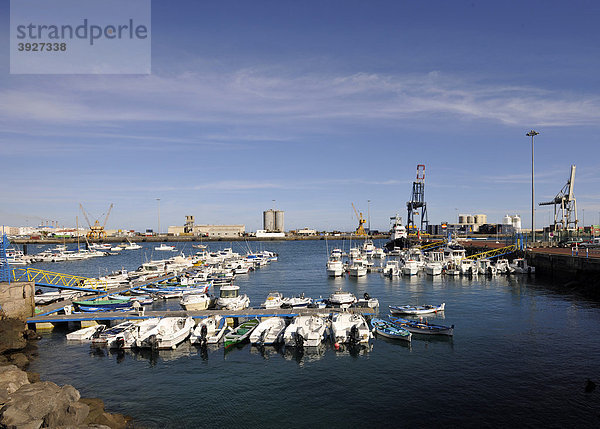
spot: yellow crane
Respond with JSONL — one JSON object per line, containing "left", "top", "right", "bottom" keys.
{"left": 79, "top": 203, "right": 113, "bottom": 241}
{"left": 351, "top": 203, "right": 367, "bottom": 236}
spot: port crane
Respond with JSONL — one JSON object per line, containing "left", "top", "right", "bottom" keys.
{"left": 351, "top": 203, "right": 367, "bottom": 236}
{"left": 539, "top": 165, "right": 578, "bottom": 231}
{"left": 79, "top": 203, "right": 113, "bottom": 241}
{"left": 406, "top": 164, "right": 429, "bottom": 234}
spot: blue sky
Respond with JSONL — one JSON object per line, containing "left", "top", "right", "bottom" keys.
{"left": 1, "top": 0, "right": 600, "bottom": 232}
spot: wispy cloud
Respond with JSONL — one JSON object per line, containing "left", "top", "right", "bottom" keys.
{"left": 1, "top": 68, "right": 600, "bottom": 131}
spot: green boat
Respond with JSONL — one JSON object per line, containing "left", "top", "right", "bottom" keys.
{"left": 223, "top": 318, "right": 260, "bottom": 349}
{"left": 73, "top": 299, "right": 131, "bottom": 310}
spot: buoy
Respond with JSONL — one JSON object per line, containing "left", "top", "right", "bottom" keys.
{"left": 334, "top": 342, "right": 340, "bottom": 350}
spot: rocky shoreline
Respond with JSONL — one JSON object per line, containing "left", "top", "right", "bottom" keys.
{"left": 0, "top": 318, "right": 132, "bottom": 428}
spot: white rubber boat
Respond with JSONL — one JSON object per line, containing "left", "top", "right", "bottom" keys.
{"left": 137, "top": 317, "right": 194, "bottom": 350}
{"left": 66, "top": 324, "right": 105, "bottom": 341}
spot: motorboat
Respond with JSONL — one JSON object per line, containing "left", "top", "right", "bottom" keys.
{"left": 328, "top": 290, "right": 357, "bottom": 308}
{"left": 119, "top": 318, "right": 161, "bottom": 349}
{"left": 389, "top": 303, "right": 445, "bottom": 315}
{"left": 224, "top": 318, "right": 260, "bottom": 349}
{"left": 330, "top": 248, "right": 344, "bottom": 259}
{"left": 261, "top": 291, "right": 284, "bottom": 309}
{"left": 282, "top": 294, "right": 312, "bottom": 308}
{"left": 349, "top": 247, "right": 361, "bottom": 259}
{"left": 477, "top": 258, "right": 497, "bottom": 276}
{"left": 66, "top": 324, "right": 106, "bottom": 341}
{"left": 35, "top": 289, "right": 83, "bottom": 305}
{"left": 123, "top": 239, "right": 142, "bottom": 250}
{"left": 155, "top": 243, "right": 176, "bottom": 251}
{"left": 402, "top": 260, "right": 420, "bottom": 276}
{"left": 355, "top": 293, "right": 380, "bottom": 309}
{"left": 91, "top": 321, "right": 139, "bottom": 348}
{"left": 495, "top": 258, "right": 515, "bottom": 275}
{"left": 250, "top": 317, "right": 287, "bottom": 346}
{"left": 331, "top": 313, "right": 372, "bottom": 345}
{"left": 326, "top": 258, "right": 344, "bottom": 277}
{"left": 460, "top": 259, "right": 478, "bottom": 276}
{"left": 372, "top": 248, "right": 386, "bottom": 259}
{"left": 137, "top": 317, "right": 194, "bottom": 349}
{"left": 180, "top": 293, "right": 212, "bottom": 311}
{"left": 190, "top": 316, "right": 229, "bottom": 345}
{"left": 347, "top": 258, "right": 367, "bottom": 277}
{"left": 385, "top": 214, "right": 408, "bottom": 251}
{"left": 383, "top": 260, "right": 401, "bottom": 277}
{"left": 424, "top": 261, "right": 443, "bottom": 276}
{"left": 389, "top": 316, "right": 454, "bottom": 336}
{"left": 216, "top": 284, "right": 250, "bottom": 310}
{"left": 362, "top": 240, "right": 376, "bottom": 258}
{"left": 510, "top": 258, "right": 535, "bottom": 274}
{"left": 283, "top": 315, "right": 329, "bottom": 348}
{"left": 370, "top": 318, "right": 411, "bottom": 342}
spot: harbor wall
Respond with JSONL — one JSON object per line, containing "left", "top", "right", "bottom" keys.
{"left": 526, "top": 252, "right": 600, "bottom": 296}
{"left": 0, "top": 282, "right": 35, "bottom": 319}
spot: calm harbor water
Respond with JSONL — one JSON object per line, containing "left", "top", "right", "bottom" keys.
{"left": 27, "top": 240, "right": 600, "bottom": 428}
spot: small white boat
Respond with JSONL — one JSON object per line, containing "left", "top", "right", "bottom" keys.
{"left": 402, "top": 260, "right": 420, "bottom": 276}
{"left": 123, "top": 240, "right": 142, "bottom": 250}
{"left": 283, "top": 315, "right": 329, "bottom": 348}
{"left": 91, "top": 320, "right": 139, "bottom": 348}
{"left": 137, "top": 317, "right": 194, "bottom": 349}
{"left": 180, "top": 293, "right": 212, "bottom": 311}
{"left": 383, "top": 260, "right": 401, "bottom": 277}
{"left": 261, "top": 292, "right": 284, "bottom": 309}
{"left": 155, "top": 243, "right": 176, "bottom": 251}
{"left": 347, "top": 258, "right": 367, "bottom": 277}
{"left": 460, "top": 259, "right": 478, "bottom": 276}
{"left": 326, "top": 258, "right": 344, "bottom": 277}
{"left": 389, "top": 303, "right": 445, "bottom": 315}
{"left": 282, "top": 294, "right": 312, "bottom": 308}
{"left": 250, "top": 317, "right": 287, "bottom": 345}
{"left": 477, "top": 258, "right": 497, "bottom": 276}
{"left": 331, "top": 313, "right": 372, "bottom": 345}
{"left": 510, "top": 258, "right": 535, "bottom": 274}
{"left": 66, "top": 324, "right": 105, "bottom": 341}
{"left": 372, "top": 248, "right": 386, "bottom": 259}
{"left": 190, "top": 316, "right": 229, "bottom": 345}
{"left": 120, "top": 318, "right": 161, "bottom": 349}
{"left": 424, "top": 261, "right": 443, "bottom": 276}
{"left": 328, "top": 290, "right": 357, "bottom": 308}
{"left": 495, "top": 258, "right": 515, "bottom": 275}
{"left": 216, "top": 284, "right": 250, "bottom": 310}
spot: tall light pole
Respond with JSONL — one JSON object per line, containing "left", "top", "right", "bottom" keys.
{"left": 156, "top": 198, "right": 161, "bottom": 236}
{"left": 527, "top": 130, "right": 539, "bottom": 243}
{"left": 367, "top": 200, "right": 371, "bottom": 235}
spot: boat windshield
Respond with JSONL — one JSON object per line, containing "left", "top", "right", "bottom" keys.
{"left": 220, "top": 289, "right": 239, "bottom": 298}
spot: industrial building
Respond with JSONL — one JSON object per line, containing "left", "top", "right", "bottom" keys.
{"left": 168, "top": 216, "right": 245, "bottom": 238}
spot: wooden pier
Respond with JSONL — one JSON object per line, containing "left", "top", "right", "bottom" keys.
{"left": 27, "top": 306, "right": 379, "bottom": 327}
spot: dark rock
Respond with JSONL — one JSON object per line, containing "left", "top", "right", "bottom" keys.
{"left": 0, "top": 364, "right": 29, "bottom": 404}
{"left": 8, "top": 352, "right": 29, "bottom": 370}
{"left": 0, "top": 381, "right": 86, "bottom": 428}
{"left": 0, "top": 319, "right": 27, "bottom": 354}
{"left": 23, "top": 329, "right": 41, "bottom": 341}
{"left": 26, "top": 371, "right": 40, "bottom": 383}
{"left": 0, "top": 355, "right": 9, "bottom": 366}
{"left": 81, "top": 397, "right": 130, "bottom": 429}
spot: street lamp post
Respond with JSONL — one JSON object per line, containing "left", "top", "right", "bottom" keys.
{"left": 527, "top": 130, "right": 539, "bottom": 243}
{"left": 156, "top": 198, "right": 161, "bottom": 237}
{"left": 367, "top": 200, "right": 371, "bottom": 235}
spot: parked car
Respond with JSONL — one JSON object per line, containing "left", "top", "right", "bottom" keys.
{"left": 581, "top": 238, "right": 600, "bottom": 248}
{"left": 559, "top": 238, "right": 584, "bottom": 248}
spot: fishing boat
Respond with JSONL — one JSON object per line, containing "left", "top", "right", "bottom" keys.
{"left": 155, "top": 243, "right": 176, "bottom": 251}
{"left": 224, "top": 318, "right": 260, "bottom": 349}
{"left": 190, "top": 316, "right": 229, "bottom": 345}
{"left": 328, "top": 290, "right": 357, "bottom": 308}
{"left": 495, "top": 258, "right": 514, "bottom": 275}
{"left": 424, "top": 261, "right": 443, "bottom": 276}
{"left": 281, "top": 294, "right": 312, "bottom": 308}
{"left": 66, "top": 324, "right": 106, "bottom": 341}
{"left": 510, "top": 258, "right": 535, "bottom": 274}
{"left": 383, "top": 259, "right": 401, "bottom": 277}
{"left": 283, "top": 315, "right": 329, "bottom": 348}
{"left": 326, "top": 258, "right": 344, "bottom": 277}
{"left": 388, "top": 316, "right": 454, "bottom": 336}
{"left": 261, "top": 291, "right": 284, "bottom": 309}
{"left": 73, "top": 298, "right": 132, "bottom": 311}
{"left": 370, "top": 318, "right": 411, "bottom": 341}
{"left": 389, "top": 303, "right": 445, "bottom": 315}
{"left": 347, "top": 258, "right": 367, "bottom": 277}
{"left": 331, "top": 313, "right": 372, "bottom": 345}
{"left": 137, "top": 317, "right": 194, "bottom": 349}
{"left": 402, "top": 260, "right": 420, "bottom": 276}
{"left": 250, "top": 317, "right": 287, "bottom": 346}
{"left": 180, "top": 293, "right": 212, "bottom": 311}
{"left": 216, "top": 284, "right": 250, "bottom": 310}
{"left": 91, "top": 321, "right": 139, "bottom": 348}
{"left": 119, "top": 318, "right": 161, "bottom": 349}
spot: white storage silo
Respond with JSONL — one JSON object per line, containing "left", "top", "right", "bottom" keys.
{"left": 474, "top": 214, "right": 487, "bottom": 225}
{"left": 263, "top": 209, "right": 275, "bottom": 232}
{"left": 512, "top": 215, "right": 522, "bottom": 232}
{"left": 503, "top": 214, "right": 513, "bottom": 226}
{"left": 274, "top": 210, "right": 285, "bottom": 233}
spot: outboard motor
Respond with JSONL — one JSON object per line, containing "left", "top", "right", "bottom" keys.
{"left": 349, "top": 325, "right": 360, "bottom": 345}
{"left": 364, "top": 293, "right": 370, "bottom": 300}
{"left": 200, "top": 324, "right": 208, "bottom": 347}
{"left": 294, "top": 332, "right": 304, "bottom": 348}
{"left": 115, "top": 337, "right": 125, "bottom": 349}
